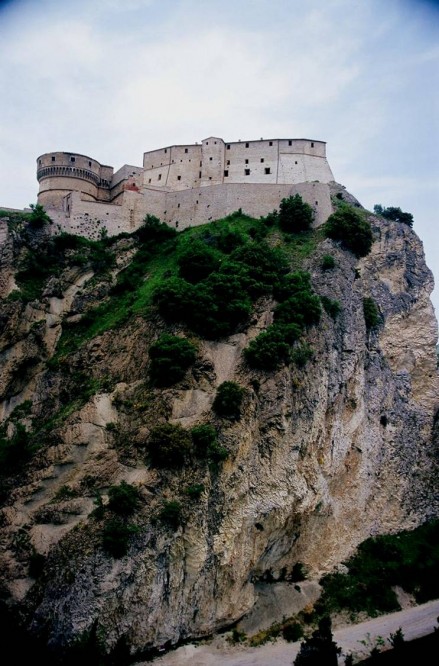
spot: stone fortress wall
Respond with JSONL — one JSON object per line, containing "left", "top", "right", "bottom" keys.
{"left": 35, "top": 137, "right": 336, "bottom": 240}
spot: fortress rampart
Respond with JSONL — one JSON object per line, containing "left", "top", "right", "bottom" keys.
{"left": 35, "top": 137, "right": 335, "bottom": 239}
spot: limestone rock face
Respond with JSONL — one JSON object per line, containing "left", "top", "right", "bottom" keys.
{"left": 0, "top": 210, "right": 437, "bottom": 658}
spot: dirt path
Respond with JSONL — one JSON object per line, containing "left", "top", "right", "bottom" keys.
{"left": 144, "top": 599, "right": 439, "bottom": 665}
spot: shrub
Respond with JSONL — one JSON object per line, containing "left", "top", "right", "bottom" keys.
{"left": 374, "top": 205, "right": 413, "bottom": 227}
{"left": 185, "top": 483, "right": 205, "bottom": 498}
{"left": 321, "top": 254, "right": 335, "bottom": 270}
{"left": 282, "top": 622, "right": 303, "bottom": 643}
{"left": 274, "top": 293, "right": 321, "bottom": 328}
{"left": 325, "top": 206, "right": 373, "bottom": 258}
{"left": 149, "top": 334, "right": 197, "bottom": 386}
{"left": 291, "top": 343, "right": 313, "bottom": 368}
{"left": 147, "top": 423, "right": 193, "bottom": 468}
{"left": 158, "top": 500, "right": 182, "bottom": 528}
{"left": 177, "top": 241, "right": 221, "bottom": 283}
{"left": 212, "top": 381, "right": 245, "bottom": 420}
{"left": 107, "top": 481, "right": 141, "bottom": 516}
{"left": 363, "top": 297, "right": 380, "bottom": 330}
{"left": 273, "top": 271, "right": 312, "bottom": 302}
{"left": 244, "top": 324, "right": 301, "bottom": 371}
{"left": 28, "top": 203, "right": 51, "bottom": 229}
{"left": 321, "top": 296, "right": 341, "bottom": 319}
{"left": 191, "top": 424, "right": 217, "bottom": 456}
{"left": 134, "top": 214, "right": 177, "bottom": 244}
{"left": 278, "top": 194, "right": 314, "bottom": 233}
{"left": 102, "top": 517, "right": 137, "bottom": 558}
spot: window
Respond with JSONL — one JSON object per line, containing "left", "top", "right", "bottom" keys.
{"left": 311, "top": 142, "right": 314, "bottom": 147}
{"left": 148, "top": 178, "right": 151, "bottom": 183}
{"left": 176, "top": 221, "right": 179, "bottom": 228}
{"left": 158, "top": 174, "right": 162, "bottom": 180}
{"left": 200, "top": 161, "right": 202, "bottom": 166}
{"left": 227, "top": 144, "right": 230, "bottom": 149}
{"left": 226, "top": 160, "right": 230, "bottom": 165}
{"left": 185, "top": 148, "right": 188, "bottom": 153}
{"left": 245, "top": 159, "right": 249, "bottom": 164}
{"left": 288, "top": 140, "right": 292, "bottom": 146}
{"left": 89, "top": 161, "right": 92, "bottom": 167}
{"left": 214, "top": 141, "right": 217, "bottom": 144}
{"left": 269, "top": 141, "right": 273, "bottom": 146}
{"left": 178, "top": 203, "right": 180, "bottom": 208}
{"left": 260, "top": 158, "right": 264, "bottom": 163}
{"left": 39, "top": 160, "right": 41, "bottom": 165}
{"left": 209, "top": 157, "right": 213, "bottom": 161}
{"left": 295, "top": 161, "right": 298, "bottom": 164}
{"left": 164, "top": 148, "right": 167, "bottom": 153}
{"left": 245, "top": 142, "right": 249, "bottom": 148}
{"left": 245, "top": 168, "right": 250, "bottom": 175}
{"left": 199, "top": 171, "right": 202, "bottom": 178}
{"left": 206, "top": 141, "right": 208, "bottom": 145}
{"left": 224, "top": 170, "right": 229, "bottom": 177}
{"left": 51, "top": 156, "right": 55, "bottom": 162}
{"left": 70, "top": 156, "right": 75, "bottom": 163}
{"left": 265, "top": 167, "right": 271, "bottom": 174}
{"left": 177, "top": 175, "right": 181, "bottom": 180}
{"left": 209, "top": 176, "right": 212, "bottom": 180}
{"left": 315, "top": 201, "right": 318, "bottom": 205}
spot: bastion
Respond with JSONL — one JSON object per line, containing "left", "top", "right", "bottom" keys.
{"left": 36, "top": 136, "right": 336, "bottom": 239}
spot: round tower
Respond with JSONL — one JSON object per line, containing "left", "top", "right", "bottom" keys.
{"left": 36, "top": 152, "right": 107, "bottom": 208}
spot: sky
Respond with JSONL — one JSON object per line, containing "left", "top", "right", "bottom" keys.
{"left": 0, "top": 0, "right": 438, "bottom": 316}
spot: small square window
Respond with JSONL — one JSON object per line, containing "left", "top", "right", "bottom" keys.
{"left": 245, "top": 159, "right": 249, "bottom": 164}
{"left": 177, "top": 175, "right": 181, "bottom": 180}
{"left": 70, "top": 156, "right": 75, "bottom": 163}
{"left": 226, "top": 160, "right": 230, "bottom": 165}
{"left": 209, "top": 176, "right": 212, "bottom": 180}
{"left": 288, "top": 140, "right": 292, "bottom": 146}
{"left": 269, "top": 141, "right": 273, "bottom": 146}
{"left": 214, "top": 141, "right": 217, "bottom": 144}
{"left": 158, "top": 174, "right": 161, "bottom": 180}
{"left": 245, "top": 142, "right": 249, "bottom": 148}
{"left": 226, "top": 144, "right": 230, "bottom": 149}
{"left": 245, "top": 168, "right": 250, "bottom": 175}
{"left": 51, "top": 156, "right": 55, "bottom": 162}
{"left": 164, "top": 148, "right": 167, "bottom": 153}
{"left": 224, "top": 170, "right": 229, "bottom": 177}
{"left": 209, "top": 157, "right": 213, "bottom": 161}
{"left": 260, "top": 158, "right": 264, "bottom": 163}
{"left": 185, "top": 148, "right": 188, "bottom": 153}
{"left": 265, "top": 167, "right": 271, "bottom": 175}
{"left": 295, "top": 161, "right": 298, "bottom": 164}
{"left": 311, "top": 142, "right": 314, "bottom": 147}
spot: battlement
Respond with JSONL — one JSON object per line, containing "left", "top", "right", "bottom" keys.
{"left": 35, "top": 136, "right": 335, "bottom": 239}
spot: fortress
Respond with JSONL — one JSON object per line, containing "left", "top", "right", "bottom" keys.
{"left": 36, "top": 136, "right": 336, "bottom": 238}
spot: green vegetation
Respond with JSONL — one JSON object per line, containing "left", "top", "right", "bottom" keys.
{"left": 325, "top": 205, "right": 373, "bottom": 258}
{"left": 278, "top": 194, "right": 314, "bottom": 233}
{"left": 149, "top": 334, "right": 197, "bottom": 386}
{"left": 294, "top": 616, "right": 340, "bottom": 666}
{"left": 374, "top": 205, "right": 413, "bottom": 227}
{"left": 184, "top": 483, "right": 205, "bottom": 498}
{"left": 244, "top": 270, "right": 320, "bottom": 371}
{"left": 212, "top": 381, "right": 245, "bottom": 420}
{"left": 321, "top": 296, "right": 341, "bottom": 319}
{"left": 102, "top": 517, "right": 138, "bottom": 558}
{"left": 363, "top": 297, "right": 380, "bottom": 330}
{"left": 158, "top": 500, "right": 182, "bottom": 528}
{"left": 146, "top": 423, "right": 193, "bottom": 468}
{"left": 319, "top": 519, "right": 439, "bottom": 617}
{"left": 107, "top": 481, "right": 141, "bottom": 516}
{"left": 28, "top": 203, "right": 51, "bottom": 229}
{"left": 321, "top": 254, "right": 336, "bottom": 270}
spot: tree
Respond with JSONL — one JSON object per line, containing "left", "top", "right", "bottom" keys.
{"left": 279, "top": 194, "right": 314, "bottom": 233}
{"left": 147, "top": 423, "right": 193, "bottom": 468}
{"left": 107, "top": 481, "right": 141, "bottom": 516}
{"left": 294, "top": 616, "right": 341, "bottom": 666}
{"left": 325, "top": 206, "right": 373, "bottom": 258}
{"left": 28, "top": 203, "right": 51, "bottom": 229}
{"left": 212, "top": 381, "right": 245, "bottom": 420}
{"left": 374, "top": 205, "right": 413, "bottom": 227}
{"left": 363, "top": 297, "right": 380, "bottom": 330}
{"left": 149, "top": 334, "right": 197, "bottom": 386}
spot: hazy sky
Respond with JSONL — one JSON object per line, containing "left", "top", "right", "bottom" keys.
{"left": 0, "top": 0, "right": 438, "bottom": 315}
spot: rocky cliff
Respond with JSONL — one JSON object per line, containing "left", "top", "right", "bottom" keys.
{"left": 0, "top": 195, "right": 437, "bottom": 661}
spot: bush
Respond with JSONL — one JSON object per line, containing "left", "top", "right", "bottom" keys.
{"left": 158, "top": 500, "right": 182, "bottom": 528}
{"left": 274, "top": 293, "right": 321, "bottom": 328}
{"left": 278, "top": 194, "right": 314, "bottom": 233}
{"left": 149, "top": 334, "right": 197, "bottom": 386}
{"left": 282, "top": 622, "right": 304, "bottom": 643}
{"left": 325, "top": 206, "right": 373, "bottom": 258}
{"left": 321, "top": 296, "right": 341, "bottom": 319}
{"left": 191, "top": 424, "right": 217, "bottom": 456}
{"left": 363, "top": 297, "right": 380, "bottom": 330}
{"left": 291, "top": 343, "right": 313, "bottom": 368}
{"left": 185, "top": 483, "right": 205, "bottom": 498}
{"left": 28, "top": 203, "right": 51, "bottom": 229}
{"left": 244, "top": 324, "right": 301, "bottom": 371}
{"left": 102, "top": 517, "right": 137, "bottom": 558}
{"left": 212, "top": 381, "right": 245, "bottom": 420}
{"left": 374, "top": 205, "right": 413, "bottom": 227}
{"left": 273, "top": 271, "right": 312, "bottom": 302}
{"left": 177, "top": 241, "right": 221, "bottom": 283}
{"left": 321, "top": 254, "right": 335, "bottom": 270}
{"left": 134, "top": 214, "right": 177, "bottom": 244}
{"left": 147, "top": 423, "right": 193, "bottom": 468}
{"left": 107, "top": 481, "right": 141, "bottom": 516}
